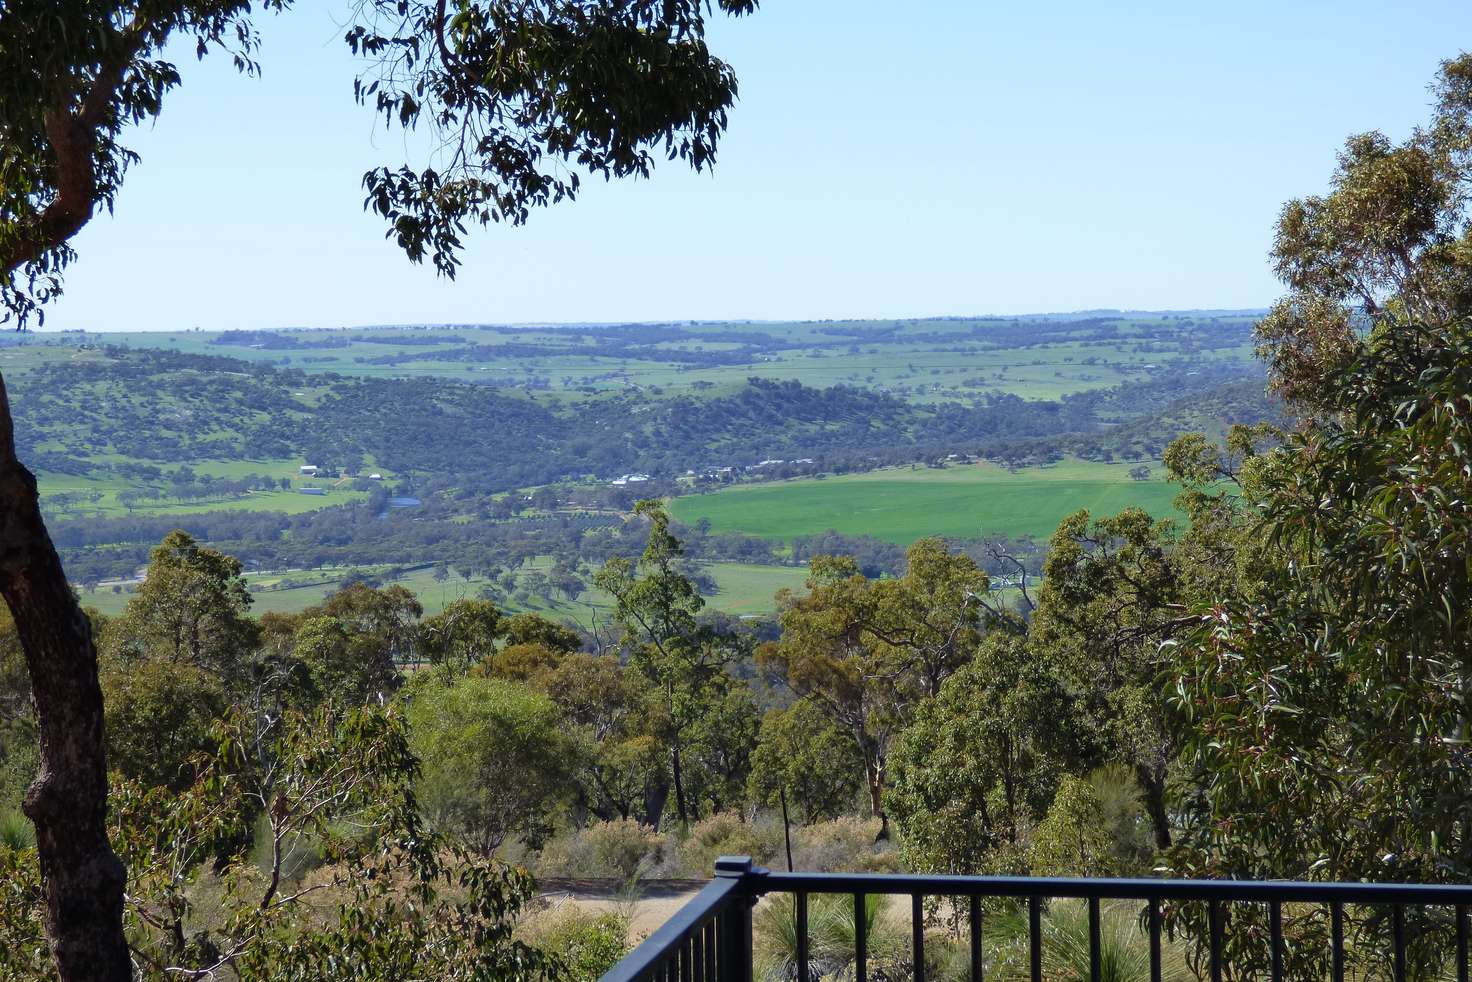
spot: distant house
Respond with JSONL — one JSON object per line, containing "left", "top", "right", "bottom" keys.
{"left": 368, "top": 473, "right": 383, "bottom": 480}
{"left": 299, "top": 465, "right": 318, "bottom": 475}
{"left": 299, "top": 487, "right": 326, "bottom": 496}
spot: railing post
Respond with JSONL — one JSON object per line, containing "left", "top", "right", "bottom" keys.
{"left": 715, "top": 856, "right": 763, "bottom": 982}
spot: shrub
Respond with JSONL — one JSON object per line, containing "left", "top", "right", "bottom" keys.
{"left": 1029, "top": 776, "right": 1118, "bottom": 877}
{"left": 539, "top": 819, "right": 667, "bottom": 881}
{"left": 1039, "top": 900, "right": 1191, "bottom": 982}
{"left": 0, "top": 810, "right": 33, "bottom": 852}
{"left": 248, "top": 812, "right": 325, "bottom": 884}
{"left": 678, "top": 813, "right": 780, "bottom": 877}
{"left": 528, "top": 908, "right": 630, "bottom": 982}
{"left": 792, "top": 816, "right": 896, "bottom": 873}
{"left": 755, "top": 892, "right": 903, "bottom": 982}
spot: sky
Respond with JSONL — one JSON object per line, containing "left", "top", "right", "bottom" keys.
{"left": 36, "top": 1, "right": 1472, "bottom": 331}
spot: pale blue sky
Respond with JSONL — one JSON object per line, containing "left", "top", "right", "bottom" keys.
{"left": 39, "top": 2, "right": 1472, "bottom": 331}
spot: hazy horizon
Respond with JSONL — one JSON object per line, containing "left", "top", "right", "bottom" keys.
{"left": 27, "top": 307, "right": 1270, "bottom": 335}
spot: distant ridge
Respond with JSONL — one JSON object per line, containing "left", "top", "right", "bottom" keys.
{"left": 37, "top": 309, "right": 1269, "bottom": 335}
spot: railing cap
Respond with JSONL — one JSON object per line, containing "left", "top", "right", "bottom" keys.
{"left": 715, "top": 855, "right": 759, "bottom": 878}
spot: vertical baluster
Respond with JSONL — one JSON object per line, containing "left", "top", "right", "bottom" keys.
{"left": 1148, "top": 898, "right": 1162, "bottom": 982}
{"left": 1269, "top": 900, "right": 1284, "bottom": 982}
{"left": 717, "top": 884, "right": 754, "bottom": 982}
{"left": 1029, "top": 896, "right": 1043, "bottom": 982}
{"left": 693, "top": 922, "right": 705, "bottom": 982}
{"left": 1088, "top": 897, "right": 1102, "bottom": 982}
{"left": 680, "top": 933, "right": 693, "bottom": 982}
{"left": 796, "top": 893, "right": 810, "bottom": 982}
{"left": 1331, "top": 902, "right": 1345, "bottom": 982}
{"left": 1458, "top": 905, "right": 1468, "bottom": 982}
{"left": 705, "top": 920, "right": 718, "bottom": 982}
{"left": 1393, "top": 904, "right": 1406, "bottom": 982}
{"left": 854, "top": 893, "right": 868, "bottom": 982}
{"left": 913, "top": 894, "right": 926, "bottom": 982}
{"left": 970, "top": 895, "right": 983, "bottom": 982}
{"left": 1208, "top": 900, "right": 1223, "bottom": 982}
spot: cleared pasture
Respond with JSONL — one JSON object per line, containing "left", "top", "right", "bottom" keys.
{"left": 668, "top": 459, "right": 1182, "bottom": 544}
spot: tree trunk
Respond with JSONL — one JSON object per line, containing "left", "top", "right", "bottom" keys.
{"left": 779, "top": 785, "right": 794, "bottom": 872}
{"left": 864, "top": 756, "right": 889, "bottom": 841}
{"left": 0, "top": 373, "right": 129, "bottom": 982}
{"left": 1137, "top": 763, "right": 1172, "bottom": 850}
{"left": 670, "top": 740, "right": 690, "bottom": 829}
{"left": 643, "top": 774, "right": 670, "bottom": 830}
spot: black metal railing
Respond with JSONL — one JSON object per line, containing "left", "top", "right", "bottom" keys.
{"left": 599, "top": 857, "right": 1472, "bottom": 982}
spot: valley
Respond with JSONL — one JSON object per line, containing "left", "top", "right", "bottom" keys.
{"left": 7, "top": 311, "right": 1272, "bottom": 618}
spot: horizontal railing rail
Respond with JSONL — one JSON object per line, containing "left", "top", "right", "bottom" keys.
{"left": 600, "top": 857, "right": 1472, "bottom": 982}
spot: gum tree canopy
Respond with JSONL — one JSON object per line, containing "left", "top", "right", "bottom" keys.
{"left": 0, "top": 2, "right": 755, "bottom": 978}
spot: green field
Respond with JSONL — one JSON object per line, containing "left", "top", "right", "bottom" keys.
{"left": 38, "top": 455, "right": 373, "bottom": 519}
{"left": 668, "top": 459, "right": 1182, "bottom": 544}
{"left": 78, "top": 559, "right": 811, "bottom": 620}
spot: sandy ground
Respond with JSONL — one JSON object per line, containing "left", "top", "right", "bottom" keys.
{"left": 535, "top": 878, "right": 706, "bottom": 943}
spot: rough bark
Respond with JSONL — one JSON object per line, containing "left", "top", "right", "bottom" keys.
{"left": 0, "top": 372, "right": 130, "bottom": 982}
{"left": 1137, "top": 764, "right": 1173, "bottom": 850}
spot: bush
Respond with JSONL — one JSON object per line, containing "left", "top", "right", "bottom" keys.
{"left": 678, "top": 813, "right": 781, "bottom": 877}
{"left": 527, "top": 908, "right": 630, "bottom": 982}
{"left": 755, "top": 892, "right": 904, "bottom": 982}
{"left": 539, "top": 819, "right": 667, "bottom": 881}
{"left": 1029, "top": 776, "right": 1117, "bottom": 877}
{"left": 792, "top": 817, "right": 897, "bottom": 873}
{"left": 0, "top": 810, "right": 33, "bottom": 852}
{"left": 248, "top": 812, "right": 326, "bottom": 884}
{"left": 1040, "top": 900, "right": 1191, "bottom": 982}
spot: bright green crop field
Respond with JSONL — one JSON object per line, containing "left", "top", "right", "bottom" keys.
{"left": 668, "top": 459, "right": 1183, "bottom": 544}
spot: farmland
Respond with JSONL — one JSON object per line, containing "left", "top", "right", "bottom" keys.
{"left": 668, "top": 458, "right": 1183, "bottom": 544}
{"left": 77, "top": 558, "right": 812, "bottom": 619}
{"left": 12, "top": 310, "right": 1259, "bottom": 407}
{"left": 4, "top": 312, "right": 1273, "bottom": 612}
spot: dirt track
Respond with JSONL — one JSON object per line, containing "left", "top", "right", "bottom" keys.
{"left": 536, "top": 878, "right": 706, "bottom": 942}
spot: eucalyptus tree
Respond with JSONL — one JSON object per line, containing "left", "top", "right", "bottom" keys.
{"left": 594, "top": 500, "right": 752, "bottom": 827}
{"left": 1163, "top": 55, "right": 1472, "bottom": 980}
{"left": 758, "top": 538, "right": 989, "bottom": 838}
{"left": 1029, "top": 508, "right": 1188, "bottom": 849}
{"left": 1255, "top": 54, "right": 1472, "bottom": 414}
{"left": 0, "top": 2, "right": 757, "bottom": 976}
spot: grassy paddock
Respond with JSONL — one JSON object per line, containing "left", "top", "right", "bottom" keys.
{"left": 667, "top": 459, "right": 1182, "bottom": 544}
{"left": 78, "top": 558, "right": 811, "bottom": 620}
